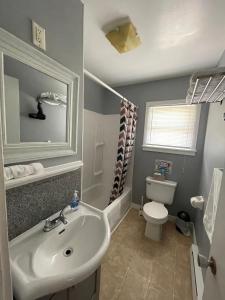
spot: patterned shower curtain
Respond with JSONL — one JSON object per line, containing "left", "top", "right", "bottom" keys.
{"left": 109, "top": 99, "right": 137, "bottom": 204}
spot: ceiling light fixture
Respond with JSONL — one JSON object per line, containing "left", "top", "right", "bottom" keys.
{"left": 105, "top": 21, "right": 141, "bottom": 54}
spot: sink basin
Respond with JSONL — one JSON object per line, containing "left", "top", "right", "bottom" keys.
{"left": 10, "top": 202, "right": 110, "bottom": 300}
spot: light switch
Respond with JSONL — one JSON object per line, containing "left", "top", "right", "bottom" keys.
{"left": 32, "top": 21, "right": 46, "bottom": 51}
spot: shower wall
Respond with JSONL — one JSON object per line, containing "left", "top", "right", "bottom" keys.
{"left": 83, "top": 75, "right": 135, "bottom": 210}
{"left": 83, "top": 109, "right": 120, "bottom": 209}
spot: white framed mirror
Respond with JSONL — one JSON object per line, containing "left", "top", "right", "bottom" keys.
{"left": 0, "top": 28, "right": 79, "bottom": 164}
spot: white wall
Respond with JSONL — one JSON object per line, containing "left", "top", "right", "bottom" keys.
{"left": 83, "top": 110, "right": 104, "bottom": 190}
{"left": 83, "top": 109, "right": 120, "bottom": 208}
{"left": 102, "top": 114, "right": 120, "bottom": 198}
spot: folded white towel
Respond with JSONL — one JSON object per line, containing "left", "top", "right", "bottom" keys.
{"left": 4, "top": 167, "right": 14, "bottom": 181}
{"left": 30, "top": 163, "right": 44, "bottom": 174}
{"left": 10, "top": 165, "right": 34, "bottom": 179}
{"left": 4, "top": 162, "right": 45, "bottom": 181}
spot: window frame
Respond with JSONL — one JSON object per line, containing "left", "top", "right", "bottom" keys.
{"left": 142, "top": 100, "right": 201, "bottom": 156}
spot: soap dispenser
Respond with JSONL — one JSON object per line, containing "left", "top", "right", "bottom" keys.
{"left": 70, "top": 190, "right": 80, "bottom": 211}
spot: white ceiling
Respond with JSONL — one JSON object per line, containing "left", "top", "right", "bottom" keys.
{"left": 83, "top": 0, "right": 225, "bottom": 86}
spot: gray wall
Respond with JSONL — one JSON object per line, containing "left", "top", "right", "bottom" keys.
{"left": 112, "top": 76, "right": 209, "bottom": 220}
{"left": 84, "top": 75, "right": 105, "bottom": 114}
{"left": 0, "top": 0, "right": 84, "bottom": 167}
{"left": 84, "top": 75, "right": 120, "bottom": 115}
{"left": 195, "top": 102, "right": 225, "bottom": 278}
{"left": 103, "top": 90, "right": 121, "bottom": 115}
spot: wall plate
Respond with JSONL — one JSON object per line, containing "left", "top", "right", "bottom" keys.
{"left": 32, "top": 21, "right": 46, "bottom": 51}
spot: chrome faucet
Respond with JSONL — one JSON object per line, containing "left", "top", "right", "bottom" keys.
{"left": 43, "top": 206, "right": 68, "bottom": 232}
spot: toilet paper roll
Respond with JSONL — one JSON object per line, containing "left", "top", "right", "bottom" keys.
{"left": 190, "top": 196, "right": 205, "bottom": 210}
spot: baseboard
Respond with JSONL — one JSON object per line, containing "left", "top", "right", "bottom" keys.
{"left": 190, "top": 244, "right": 204, "bottom": 300}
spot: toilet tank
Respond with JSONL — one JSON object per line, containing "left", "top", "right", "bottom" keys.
{"left": 146, "top": 177, "right": 177, "bottom": 205}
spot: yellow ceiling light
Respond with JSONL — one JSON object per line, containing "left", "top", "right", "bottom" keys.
{"left": 106, "top": 21, "right": 141, "bottom": 54}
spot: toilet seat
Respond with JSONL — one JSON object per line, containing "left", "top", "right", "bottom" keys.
{"left": 143, "top": 202, "right": 168, "bottom": 224}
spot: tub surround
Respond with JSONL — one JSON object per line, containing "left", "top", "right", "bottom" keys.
{"left": 83, "top": 109, "right": 120, "bottom": 203}
{"left": 6, "top": 169, "right": 81, "bottom": 240}
{"left": 83, "top": 77, "right": 134, "bottom": 233}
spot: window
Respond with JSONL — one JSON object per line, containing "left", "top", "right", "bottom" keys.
{"left": 142, "top": 100, "right": 201, "bottom": 156}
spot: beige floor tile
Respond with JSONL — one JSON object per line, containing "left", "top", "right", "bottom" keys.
{"left": 100, "top": 210, "right": 193, "bottom": 300}
{"left": 149, "top": 261, "right": 174, "bottom": 295}
{"left": 129, "top": 250, "right": 153, "bottom": 278}
{"left": 175, "top": 243, "right": 191, "bottom": 270}
{"left": 106, "top": 243, "right": 135, "bottom": 279}
{"left": 173, "top": 264, "right": 192, "bottom": 300}
{"left": 100, "top": 263, "right": 126, "bottom": 300}
{"left": 102, "top": 240, "right": 119, "bottom": 263}
{"left": 175, "top": 230, "right": 192, "bottom": 247}
{"left": 117, "top": 268, "right": 149, "bottom": 300}
{"left": 145, "top": 286, "right": 173, "bottom": 300}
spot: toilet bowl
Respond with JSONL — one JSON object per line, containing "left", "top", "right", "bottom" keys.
{"left": 143, "top": 201, "right": 168, "bottom": 241}
{"left": 143, "top": 177, "right": 177, "bottom": 241}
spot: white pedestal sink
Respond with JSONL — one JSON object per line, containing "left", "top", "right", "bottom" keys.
{"left": 10, "top": 202, "right": 110, "bottom": 300}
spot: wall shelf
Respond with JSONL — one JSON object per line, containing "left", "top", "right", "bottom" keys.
{"left": 5, "top": 161, "right": 83, "bottom": 190}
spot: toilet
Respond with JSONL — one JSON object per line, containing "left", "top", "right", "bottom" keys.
{"left": 143, "top": 176, "right": 177, "bottom": 241}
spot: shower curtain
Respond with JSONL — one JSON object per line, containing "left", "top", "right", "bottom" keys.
{"left": 109, "top": 99, "right": 137, "bottom": 204}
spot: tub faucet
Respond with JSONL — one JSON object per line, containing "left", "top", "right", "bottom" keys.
{"left": 43, "top": 206, "right": 68, "bottom": 232}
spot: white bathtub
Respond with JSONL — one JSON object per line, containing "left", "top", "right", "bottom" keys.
{"left": 82, "top": 184, "right": 132, "bottom": 232}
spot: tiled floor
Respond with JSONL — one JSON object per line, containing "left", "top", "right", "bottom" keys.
{"left": 100, "top": 209, "right": 193, "bottom": 300}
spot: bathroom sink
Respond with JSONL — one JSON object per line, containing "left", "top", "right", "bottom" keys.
{"left": 10, "top": 202, "right": 110, "bottom": 300}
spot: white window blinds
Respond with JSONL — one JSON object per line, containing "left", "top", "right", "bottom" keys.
{"left": 143, "top": 104, "right": 199, "bottom": 151}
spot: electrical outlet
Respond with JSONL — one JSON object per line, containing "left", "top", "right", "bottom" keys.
{"left": 32, "top": 21, "right": 46, "bottom": 51}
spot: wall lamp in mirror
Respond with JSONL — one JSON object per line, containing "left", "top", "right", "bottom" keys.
{"left": 29, "top": 92, "right": 67, "bottom": 120}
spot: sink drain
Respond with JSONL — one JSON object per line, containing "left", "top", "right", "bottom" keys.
{"left": 63, "top": 247, "right": 73, "bottom": 257}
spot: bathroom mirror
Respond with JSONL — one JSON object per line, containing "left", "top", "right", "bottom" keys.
{"left": 4, "top": 55, "right": 68, "bottom": 144}
{"left": 0, "top": 29, "right": 79, "bottom": 163}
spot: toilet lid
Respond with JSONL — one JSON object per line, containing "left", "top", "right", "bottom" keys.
{"left": 143, "top": 202, "right": 168, "bottom": 220}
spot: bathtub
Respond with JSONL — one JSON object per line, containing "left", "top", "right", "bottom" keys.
{"left": 82, "top": 184, "right": 132, "bottom": 232}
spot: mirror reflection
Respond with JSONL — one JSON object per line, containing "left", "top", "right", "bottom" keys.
{"left": 4, "top": 55, "right": 68, "bottom": 143}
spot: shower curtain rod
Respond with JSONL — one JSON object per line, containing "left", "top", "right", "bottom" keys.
{"left": 84, "top": 69, "right": 131, "bottom": 103}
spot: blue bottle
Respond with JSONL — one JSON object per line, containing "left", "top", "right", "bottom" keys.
{"left": 70, "top": 190, "right": 80, "bottom": 211}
